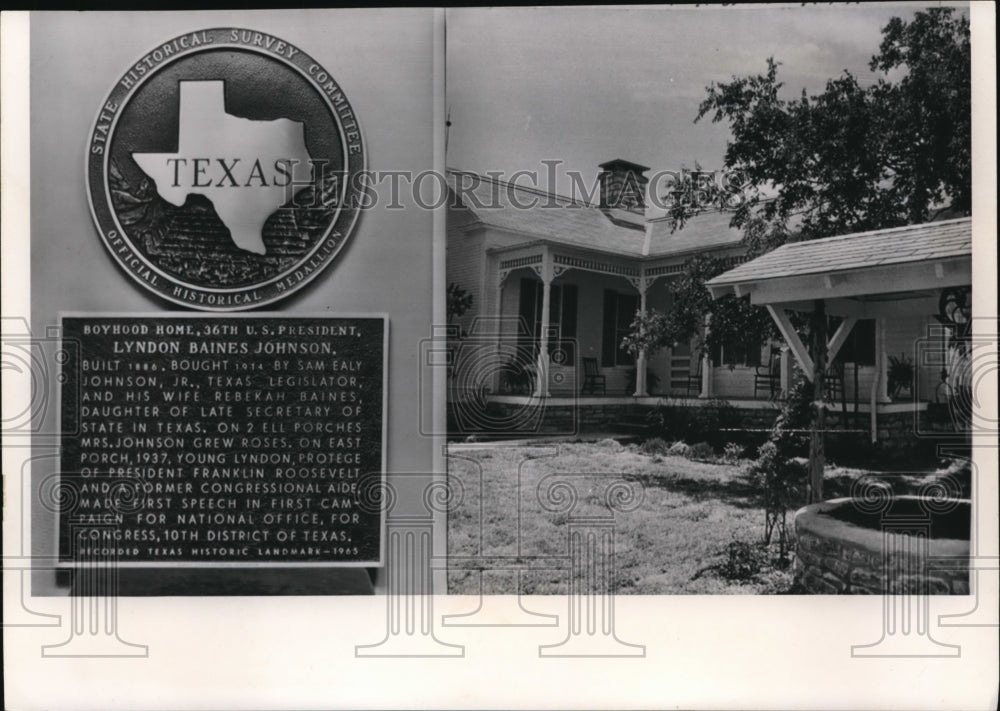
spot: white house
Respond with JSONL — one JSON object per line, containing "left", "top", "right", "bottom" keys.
{"left": 446, "top": 159, "right": 971, "bottom": 440}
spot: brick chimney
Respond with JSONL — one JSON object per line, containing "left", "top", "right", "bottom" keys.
{"left": 598, "top": 159, "right": 649, "bottom": 214}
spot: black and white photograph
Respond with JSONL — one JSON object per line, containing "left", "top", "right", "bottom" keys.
{"left": 2, "top": 4, "right": 997, "bottom": 710}
{"left": 443, "top": 4, "right": 980, "bottom": 598}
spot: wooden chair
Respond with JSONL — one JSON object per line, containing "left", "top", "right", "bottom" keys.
{"left": 753, "top": 348, "right": 781, "bottom": 398}
{"left": 581, "top": 357, "right": 606, "bottom": 395}
{"left": 825, "top": 358, "right": 844, "bottom": 401}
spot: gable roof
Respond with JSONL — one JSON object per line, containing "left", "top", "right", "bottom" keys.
{"left": 448, "top": 169, "right": 743, "bottom": 259}
{"left": 706, "top": 217, "right": 972, "bottom": 288}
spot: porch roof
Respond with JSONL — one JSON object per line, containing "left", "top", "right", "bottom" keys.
{"left": 645, "top": 210, "right": 744, "bottom": 257}
{"left": 706, "top": 217, "right": 972, "bottom": 302}
{"left": 448, "top": 169, "right": 744, "bottom": 259}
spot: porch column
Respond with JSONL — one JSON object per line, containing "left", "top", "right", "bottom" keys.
{"left": 535, "top": 252, "right": 552, "bottom": 398}
{"left": 633, "top": 277, "right": 648, "bottom": 397}
{"left": 808, "top": 299, "right": 827, "bottom": 504}
{"left": 493, "top": 271, "right": 506, "bottom": 394}
{"left": 875, "top": 317, "right": 890, "bottom": 402}
{"left": 779, "top": 345, "right": 792, "bottom": 397}
{"left": 700, "top": 313, "right": 713, "bottom": 398}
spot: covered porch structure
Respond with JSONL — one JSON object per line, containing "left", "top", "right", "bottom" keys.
{"left": 706, "top": 217, "right": 972, "bottom": 495}
{"left": 484, "top": 240, "right": 751, "bottom": 401}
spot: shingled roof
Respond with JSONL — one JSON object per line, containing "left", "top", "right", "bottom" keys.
{"left": 646, "top": 211, "right": 744, "bottom": 257}
{"left": 448, "top": 169, "right": 743, "bottom": 258}
{"left": 706, "top": 217, "right": 972, "bottom": 288}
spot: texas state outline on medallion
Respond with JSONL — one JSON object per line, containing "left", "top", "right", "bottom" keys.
{"left": 86, "top": 28, "right": 367, "bottom": 311}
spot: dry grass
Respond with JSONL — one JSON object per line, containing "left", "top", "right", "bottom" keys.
{"left": 446, "top": 440, "right": 801, "bottom": 595}
{"left": 446, "top": 440, "right": 953, "bottom": 595}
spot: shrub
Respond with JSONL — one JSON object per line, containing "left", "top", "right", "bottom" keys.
{"left": 691, "top": 397, "right": 738, "bottom": 449}
{"left": 744, "top": 376, "right": 812, "bottom": 560}
{"left": 645, "top": 396, "right": 738, "bottom": 448}
{"left": 667, "top": 441, "right": 690, "bottom": 457}
{"left": 717, "top": 538, "right": 768, "bottom": 582}
{"left": 644, "top": 401, "right": 690, "bottom": 441}
{"left": 598, "top": 437, "right": 623, "bottom": 451}
{"left": 639, "top": 437, "right": 670, "bottom": 456}
{"left": 686, "top": 441, "right": 715, "bottom": 461}
{"left": 722, "top": 442, "right": 745, "bottom": 464}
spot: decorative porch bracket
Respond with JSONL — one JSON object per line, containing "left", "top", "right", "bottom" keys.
{"left": 826, "top": 315, "right": 858, "bottom": 364}
{"left": 766, "top": 305, "right": 814, "bottom": 381}
{"left": 764, "top": 306, "right": 858, "bottom": 383}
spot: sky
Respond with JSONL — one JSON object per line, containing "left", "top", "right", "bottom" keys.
{"left": 446, "top": 3, "right": 970, "bottom": 202}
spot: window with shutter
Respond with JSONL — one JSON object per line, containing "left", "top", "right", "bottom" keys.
{"left": 556, "top": 284, "right": 577, "bottom": 363}
{"left": 518, "top": 278, "right": 578, "bottom": 364}
{"left": 517, "top": 278, "right": 537, "bottom": 364}
{"left": 712, "top": 337, "right": 763, "bottom": 366}
{"left": 839, "top": 318, "right": 876, "bottom": 365}
{"left": 601, "top": 289, "right": 638, "bottom": 367}
{"left": 602, "top": 290, "right": 617, "bottom": 366}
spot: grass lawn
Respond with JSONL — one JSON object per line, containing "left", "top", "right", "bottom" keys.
{"left": 445, "top": 440, "right": 948, "bottom": 595}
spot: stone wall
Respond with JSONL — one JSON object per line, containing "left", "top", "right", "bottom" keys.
{"left": 794, "top": 498, "right": 970, "bottom": 595}
{"left": 449, "top": 398, "right": 966, "bottom": 454}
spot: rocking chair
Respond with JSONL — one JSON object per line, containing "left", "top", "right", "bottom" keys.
{"left": 753, "top": 348, "right": 781, "bottom": 398}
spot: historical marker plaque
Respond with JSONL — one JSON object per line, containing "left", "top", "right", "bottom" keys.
{"left": 58, "top": 314, "right": 386, "bottom": 567}
{"left": 85, "top": 28, "right": 367, "bottom": 311}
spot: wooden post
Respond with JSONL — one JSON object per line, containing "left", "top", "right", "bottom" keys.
{"left": 634, "top": 278, "right": 648, "bottom": 397}
{"left": 779, "top": 345, "right": 792, "bottom": 398}
{"left": 875, "top": 317, "right": 889, "bottom": 403}
{"left": 536, "top": 278, "right": 551, "bottom": 397}
{"left": 808, "top": 300, "right": 827, "bottom": 504}
{"left": 494, "top": 272, "right": 506, "bottom": 394}
{"left": 700, "top": 313, "right": 713, "bottom": 398}
{"left": 534, "top": 253, "right": 552, "bottom": 398}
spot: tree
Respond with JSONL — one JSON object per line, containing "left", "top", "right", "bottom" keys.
{"left": 638, "top": 7, "right": 970, "bottom": 352}
{"left": 447, "top": 283, "right": 473, "bottom": 326}
{"left": 695, "top": 7, "right": 969, "bottom": 243}
{"left": 629, "top": 8, "right": 970, "bottom": 500}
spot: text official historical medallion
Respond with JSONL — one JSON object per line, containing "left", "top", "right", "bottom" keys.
{"left": 86, "top": 29, "right": 366, "bottom": 310}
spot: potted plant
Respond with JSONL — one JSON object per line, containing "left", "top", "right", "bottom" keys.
{"left": 887, "top": 352, "right": 914, "bottom": 400}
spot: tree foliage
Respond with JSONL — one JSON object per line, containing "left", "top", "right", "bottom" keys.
{"left": 447, "top": 282, "right": 473, "bottom": 324}
{"left": 630, "top": 8, "right": 970, "bottom": 359}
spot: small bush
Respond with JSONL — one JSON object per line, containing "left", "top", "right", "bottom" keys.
{"left": 646, "top": 397, "right": 739, "bottom": 449}
{"left": 668, "top": 441, "right": 690, "bottom": 457}
{"left": 691, "top": 398, "right": 739, "bottom": 449}
{"left": 718, "top": 538, "right": 768, "bottom": 582}
{"left": 639, "top": 437, "right": 670, "bottom": 456}
{"left": 597, "top": 437, "right": 623, "bottom": 451}
{"left": 721, "top": 442, "right": 745, "bottom": 464}
{"left": 686, "top": 441, "right": 715, "bottom": 461}
{"left": 645, "top": 402, "right": 689, "bottom": 440}
{"left": 744, "top": 376, "right": 813, "bottom": 561}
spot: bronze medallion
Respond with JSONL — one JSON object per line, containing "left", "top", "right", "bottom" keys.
{"left": 86, "top": 29, "right": 366, "bottom": 310}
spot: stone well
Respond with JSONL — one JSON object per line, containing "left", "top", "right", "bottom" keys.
{"left": 793, "top": 495, "right": 970, "bottom": 594}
